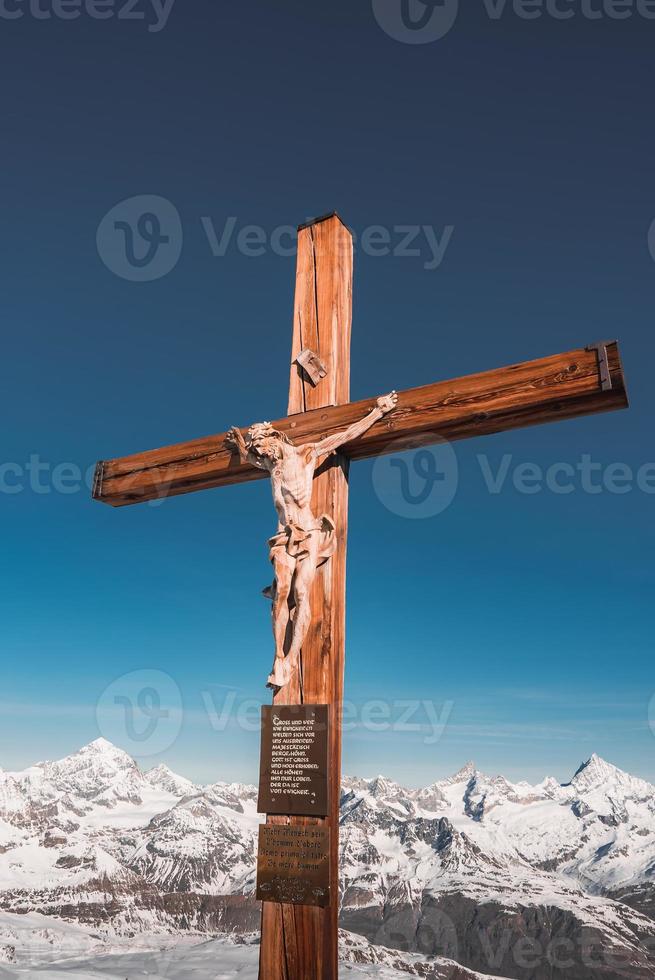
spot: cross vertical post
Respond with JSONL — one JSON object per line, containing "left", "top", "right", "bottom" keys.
{"left": 259, "top": 214, "right": 353, "bottom": 979}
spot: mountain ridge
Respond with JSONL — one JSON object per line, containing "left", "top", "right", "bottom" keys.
{"left": 1, "top": 740, "right": 654, "bottom": 980}
{"left": 8, "top": 737, "right": 653, "bottom": 796}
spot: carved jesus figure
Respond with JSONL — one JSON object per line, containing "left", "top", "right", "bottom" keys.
{"left": 226, "top": 392, "right": 398, "bottom": 690}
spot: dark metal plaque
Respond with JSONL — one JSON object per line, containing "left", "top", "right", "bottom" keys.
{"left": 258, "top": 704, "right": 329, "bottom": 816}
{"left": 256, "top": 824, "right": 330, "bottom": 908}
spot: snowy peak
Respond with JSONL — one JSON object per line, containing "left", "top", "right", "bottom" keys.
{"left": 367, "top": 775, "right": 405, "bottom": 799}
{"left": 54, "top": 738, "right": 136, "bottom": 766}
{"left": 84, "top": 737, "right": 126, "bottom": 755}
{"left": 440, "top": 761, "right": 477, "bottom": 786}
{"left": 569, "top": 753, "right": 619, "bottom": 791}
{"left": 44, "top": 738, "right": 137, "bottom": 772}
{"left": 406, "top": 763, "right": 477, "bottom": 813}
{"left": 144, "top": 764, "right": 195, "bottom": 798}
{"left": 567, "top": 753, "right": 654, "bottom": 802}
{"left": 34, "top": 739, "right": 146, "bottom": 807}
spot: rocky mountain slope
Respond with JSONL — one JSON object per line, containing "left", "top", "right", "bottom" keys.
{"left": 1, "top": 739, "right": 654, "bottom": 979}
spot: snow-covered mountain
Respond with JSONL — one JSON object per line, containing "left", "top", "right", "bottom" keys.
{"left": 1, "top": 740, "right": 655, "bottom": 979}
{"left": 340, "top": 760, "right": 655, "bottom": 978}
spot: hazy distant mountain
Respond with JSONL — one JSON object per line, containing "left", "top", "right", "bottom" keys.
{"left": 1, "top": 739, "right": 655, "bottom": 979}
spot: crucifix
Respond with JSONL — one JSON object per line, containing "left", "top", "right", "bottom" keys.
{"left": 224, "top": 391, "right": 397, "bottom": 691}
{"left": 92, "top": 212, "right": 628, "bottom": 980}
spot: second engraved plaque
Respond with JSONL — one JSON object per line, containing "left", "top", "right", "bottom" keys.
{"left": 258, "top": 704, "right": 329, "bottom": 816}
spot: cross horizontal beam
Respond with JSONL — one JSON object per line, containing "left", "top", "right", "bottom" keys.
{"left": 93, "top": 341, "right": 627, "bottom": 508}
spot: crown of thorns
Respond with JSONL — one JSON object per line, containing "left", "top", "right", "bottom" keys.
{"left": 247, "top": 422, "right": 291, "bottom": 445}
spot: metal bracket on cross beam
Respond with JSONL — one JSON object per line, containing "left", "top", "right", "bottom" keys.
{"left": 92, "top": 460, "right": 105, "bottom": 500}
{"left": 586, "top": 341, "right": 616, "bottom": 392}
{"left": 294, "top": 348, "right": 329, "bottom": 387}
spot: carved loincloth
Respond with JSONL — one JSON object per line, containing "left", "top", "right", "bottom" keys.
{"left": 263, "top": 517, "right": 336, "bottom": 601}
{"left": 268, "top": 516, "right": 336, "bottom": 566}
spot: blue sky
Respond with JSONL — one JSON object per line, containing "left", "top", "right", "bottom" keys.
{"left": 1, "top": 0, "right": 654, "bottom": 787}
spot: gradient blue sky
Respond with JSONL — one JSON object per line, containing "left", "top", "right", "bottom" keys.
{"left": 1, "top": 0, "right": 654, "bottom": 787}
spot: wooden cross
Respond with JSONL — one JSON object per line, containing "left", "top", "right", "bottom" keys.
{"left": 92, "top": 213, "right": 628, "bottom": 980}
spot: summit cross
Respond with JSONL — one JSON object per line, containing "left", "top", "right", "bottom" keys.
{"left": 93, "top": 212, "right": 628, "bottom": 980}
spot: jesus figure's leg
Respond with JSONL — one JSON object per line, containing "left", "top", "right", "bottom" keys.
{"left": 268, "top": 534, "right": 322, "bottom": 689}
{"left": 269, "top": 551, "right": 294, "bottom": 669}
{"left": 284, "top": 535, "right": 321, "bottom": 675}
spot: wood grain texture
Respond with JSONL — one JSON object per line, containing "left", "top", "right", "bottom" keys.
{"left": 93, "top": 342, "right": 628, "bottom": 507}
{"left": 258, "top": 214, "right": 352, "bottom": 979}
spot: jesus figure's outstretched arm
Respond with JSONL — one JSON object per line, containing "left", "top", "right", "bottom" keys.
{"left": 311, "top": 392, "right": 398, "bottom": 461}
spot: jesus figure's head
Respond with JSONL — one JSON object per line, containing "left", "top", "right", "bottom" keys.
{"left": 247, "top": 422, "right": 290, "bottom": 461}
